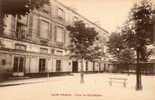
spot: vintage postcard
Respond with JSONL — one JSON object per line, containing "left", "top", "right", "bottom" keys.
{"left": 0, "top": 0, "right": 155, "bottom": 100}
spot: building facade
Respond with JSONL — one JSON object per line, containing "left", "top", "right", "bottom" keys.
{"left": 149, "top": 9, "right": 155, "bottom": 62}
{"left": 0, "top": 0, "right": 109, "bottom": 77}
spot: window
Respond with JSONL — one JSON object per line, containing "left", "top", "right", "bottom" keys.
{"left": 56, "top": 27, "right": 65, "bottom": 43}
{"left": 16, "top": 22, "right": 26, "bottom": 39}
{"left": 39, "top": 20, "right": 50, "bottom": 39}
{"left": 16, "top": 16, "right": 27, "bottom": 39}
{"left": 32, "top": 15, "right": 39, "bottom": 34}
{"left": 13, "top": 56, "right": 25, "bottom": 72}
{"left": 1, "top": 59, "right": 6, "bottom": 65}
{"left": 51, "top": 49, "right": 55, "bottom": 54}
{"left": 16, "top": 22, "right": 27, "bottom": 39}
{"left": 4, "top": 15, "right": 12, "bottom": 35}
{"left": 69, "top": 62, "right": 71, "bottom": 66}
{"left": 57, "top": 8, "right": 64, "bottom": 19}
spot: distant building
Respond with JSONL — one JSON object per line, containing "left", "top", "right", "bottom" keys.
{"left": 0, "top": 0, "right": 109, "bottom": 77}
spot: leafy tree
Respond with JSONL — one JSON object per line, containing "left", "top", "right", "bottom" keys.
{"left": 66, "top": 20, "right": 100, "bottom": 83}
{"left": 107, "top": 33, "right": 124, "bottom": 59}
{"left": 118, "top": 48, "right": 135, "bottom": 63}
{"left": 122, "top": 0, "right": 153, "bottom": 90}
{"left": 0, "top": 0, "right": 50, "bottom": 35}
{"left": 107, "top": 32, "right": 135, "bottom": 63}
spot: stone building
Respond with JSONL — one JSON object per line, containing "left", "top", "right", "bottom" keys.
{"left": 0, "top": 0, "right": 109, "bottom": 78}
{"left": 149, "top": 9, "right": 155, "bottom": 62}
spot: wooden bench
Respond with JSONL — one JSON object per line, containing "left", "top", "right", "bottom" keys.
{"left": 109, "top": 77, "right": 127, "bottom": 87}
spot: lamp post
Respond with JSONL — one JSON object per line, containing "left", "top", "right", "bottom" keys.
{"left": 116, "top": 48, "right": 120, "bottom": 61}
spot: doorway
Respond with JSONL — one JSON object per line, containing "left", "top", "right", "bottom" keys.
{"left": 72, "top": 61, "right": 78, "bottom": 73}
{"left": 39, "top": 58, "right": 46, "bottom": 73}
{"left": 56, "top": 60, "right": 61, "bottom": 72}
{"left": 13, "top": 56, "right": 25, "bottom": 76}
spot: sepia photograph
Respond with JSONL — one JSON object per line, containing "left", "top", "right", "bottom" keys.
{"left": 0, "top": 0, "right": 155, "bottom": 100}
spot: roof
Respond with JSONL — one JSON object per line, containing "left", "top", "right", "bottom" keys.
{"left": 53, "top": 0, "right": 109, "bottom": 34}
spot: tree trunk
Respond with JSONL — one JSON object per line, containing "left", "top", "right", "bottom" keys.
{"left": 136, "top": 48, "right": 143, "bottom": 90}
{"left": 80, "top": 58, "right": 84, "bottom": 83}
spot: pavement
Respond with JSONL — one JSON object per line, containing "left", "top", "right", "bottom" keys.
{"left": 0, "top": 75, "right": 73, "bottom": 87}
{"left": 0, "top": 73, "right": 155, "bottom": 100}
{"left": 0, "top": 77, "right": 49, "bottom": 87}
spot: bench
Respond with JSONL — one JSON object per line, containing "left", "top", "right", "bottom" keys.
{"left": 109, "top": 77, "right": 127, "bottom": 87}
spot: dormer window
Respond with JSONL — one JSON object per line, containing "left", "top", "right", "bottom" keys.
{"left": 57, "top": 8, "right": 65, "bottom": 20}
{"left": 42, "top": 5, "right": 50, "bottom": 14}
{"left": 73, "top": 16, "right": 78, "bottom": 22}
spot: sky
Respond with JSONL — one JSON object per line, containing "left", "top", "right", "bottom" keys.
{"left": 58, "top": 0, "right": 155, "bottom": 32}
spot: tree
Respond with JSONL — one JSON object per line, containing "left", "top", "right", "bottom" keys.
{"left": 107, "top": 32, "right": 135, "bottom": 63}
{"left": 0, "top": 0, "right": 50, "bottom": 35}
{"left": 66, "top": 20, "right": 100, "bottom": 83}
{"left": 122, "top": 0, "right": 153, "bottom": 90}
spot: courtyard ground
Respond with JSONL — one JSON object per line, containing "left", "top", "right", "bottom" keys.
{"left": 0, "top": 73, "right": 155, "bottom": 100}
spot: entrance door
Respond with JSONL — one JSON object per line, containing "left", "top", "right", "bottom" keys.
{"left": 13, "top": 56, "right": 25, "bottom": 76}
{"left": 72, "top": 61, "right": 78, "bottom": 73}
{"left": 86, "top": 61, "right": 88, "bottom": 72}
{"left": 56, "top": 60, "right": 61, "bottom": 72}
{"left": 93, "top": 62, "right": 95, "bottom": 72}
{"left": 39, "top": 58, "right": 46, "bottom": 73}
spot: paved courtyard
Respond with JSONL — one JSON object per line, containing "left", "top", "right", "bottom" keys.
{"left": 0, "top": 73, "right": 155, "bottom": 100}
